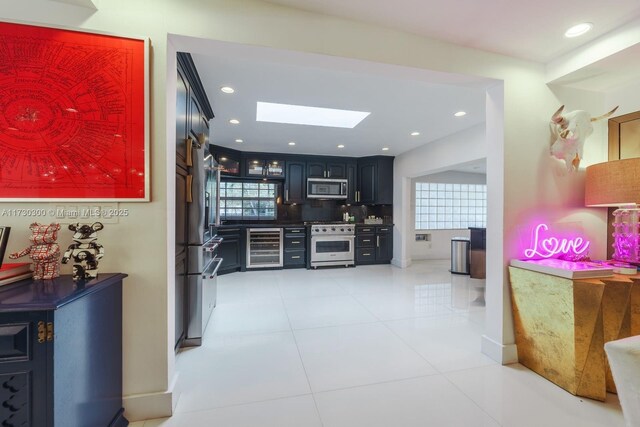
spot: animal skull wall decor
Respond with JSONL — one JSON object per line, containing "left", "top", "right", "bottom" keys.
{"left": 549, "top": 105, "right": 618, "bottom": 172}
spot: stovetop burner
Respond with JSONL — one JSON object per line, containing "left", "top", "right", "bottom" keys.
{"left": 309, "top": 223, "right": 355, "bottom": 235}
{"left": 304, "top": 221, "right": 351, "bottom": 225}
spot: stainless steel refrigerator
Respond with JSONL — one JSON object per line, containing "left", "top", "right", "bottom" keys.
{"left": 184, "top": 137, "right": 222, "bottom": 347}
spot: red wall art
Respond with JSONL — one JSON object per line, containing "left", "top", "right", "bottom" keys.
{"left": 0, "top": 21, "right": 148, "bottom": 201}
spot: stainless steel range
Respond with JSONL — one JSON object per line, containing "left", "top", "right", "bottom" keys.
{"left": 309, "top": 223, "right": 355, "bottom": 268}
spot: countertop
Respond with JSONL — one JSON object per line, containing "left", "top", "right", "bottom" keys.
{"left": 215, "top": 223, "right": 394, "bottom": 229}
{"left": 0, "top": 273, "right": 127, "bottom": 312}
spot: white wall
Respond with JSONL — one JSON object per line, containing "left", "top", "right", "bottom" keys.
{"left": 411, "top": 171, "right": 486, "bottom": 260}
{"left": 0, "top": 0, "right": 630, "bottom": 420}
{"left": 605, "top": 80, "right": 640, "bottom": 116}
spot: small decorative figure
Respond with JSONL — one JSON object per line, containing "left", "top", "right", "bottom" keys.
{"left": 61, "top": 222, "right": 104, "bottom": 281}
{"left": 9, "top": 222, "right": 61, "bottom": 280}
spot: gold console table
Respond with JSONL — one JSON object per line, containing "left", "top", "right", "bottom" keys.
{"left": 509, "top": 266, "right": 640, "bottom": 401}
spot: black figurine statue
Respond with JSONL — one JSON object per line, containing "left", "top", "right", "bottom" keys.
{"left": 61, "top": 223, "right": 104, "bottom": 281}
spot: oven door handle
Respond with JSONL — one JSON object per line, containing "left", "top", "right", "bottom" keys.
{"left": 202, "top": 257, "right": 224, "bottom": 279}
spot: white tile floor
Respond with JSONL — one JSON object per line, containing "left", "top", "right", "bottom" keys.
{"left": 138, "top": 260, "right": 625, "bottom": 427}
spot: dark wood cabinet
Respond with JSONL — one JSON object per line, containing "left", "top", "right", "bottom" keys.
{"left": 356, "top": 156, "right": 394, "bottom": 205}
{"left": 355, "top": 225, "right": 392, "bottom": 265}
{"left": 307, "top": 161, "right": 326, "bottom": 178}
{"left": 375, "top": 227, "right": 393, "bottom": 263}
{"left": 357, "top": 160, "right": 377, "bottom": 204}
{"left": 283, "top": 227, "right": 307, "bottom": 268}
{"left": 176, "top": 68, "right": 189, "bottom": 170}
{"left": 285, "top": 161, "right": 306, "bottom": 204}
{"left": 0, "top": 275, "right": 128, "bottom": 427}
{"left": 346, "top": 162, "right": 357, "bottom": 204}
{"left": 307, "top": 160, "right": 345, "bottom": 178}
{"left": 245, "top": 158, "right": 285, "bottom": 178}
{"left": 215, "top": 228, "right": 243, "bottom": 275}
{"left": 175, "top": 257, "right": 186, "bottom": 349}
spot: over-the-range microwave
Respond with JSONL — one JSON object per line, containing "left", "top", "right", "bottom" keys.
{"left": 307, "top": 178, "right": 348, "bottom": 199}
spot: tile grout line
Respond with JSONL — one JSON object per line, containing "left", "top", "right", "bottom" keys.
{"left": 440, "top": 367, "right": 504, "bottom": 426}
{"left": 276, "top": 274, "right": 326, "bottom": 427}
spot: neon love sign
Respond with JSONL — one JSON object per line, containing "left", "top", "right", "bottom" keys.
{"left": 523, "top": 223, "right": 590, "bottom": 259}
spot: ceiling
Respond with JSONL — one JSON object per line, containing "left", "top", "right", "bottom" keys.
{"left": 262, "top": 0, "right": 640, "bottom": 63}
{"left": 193, "top": 51, "right": 488, "bottom": 158}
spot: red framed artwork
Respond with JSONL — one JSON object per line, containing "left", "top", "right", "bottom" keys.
{"left": 0, "top": 21, "right": 149, "bottom": 201}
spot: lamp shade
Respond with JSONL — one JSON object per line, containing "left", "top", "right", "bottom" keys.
{"left": 585, "top": 158, "right": 640, "bottom": 207}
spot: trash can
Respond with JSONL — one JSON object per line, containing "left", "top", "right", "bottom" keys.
{"left": 450, "top": 237, "right": 470, "bottom": 275}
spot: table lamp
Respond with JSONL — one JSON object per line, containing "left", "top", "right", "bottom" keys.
{"left": 585, "top": 158, "right": 640, "bottom": 263}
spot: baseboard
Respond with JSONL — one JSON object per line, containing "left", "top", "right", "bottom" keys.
{"left": 123, "top": 380, "right": 176, "bottom": 422}
{"left": 391, "top": 258, "right": 412, "bottom": 268}
{"left": 481, "top": 334, "right": 518, "bottom": 364}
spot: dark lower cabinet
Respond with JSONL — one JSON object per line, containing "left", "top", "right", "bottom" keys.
{"left": 175, "top": 257, "right": 186, "bottom": 350}
{"left": 355, "top": 225, "right": 393, "bottom": 265}
{"left": 215, "top": 228, "right": 243, "bottom": 275}
{"left": 284, "top": 227, "right": 306, "bottom": 268}
{"left": 0, "top": 274, "right": 128, "bottom": 427}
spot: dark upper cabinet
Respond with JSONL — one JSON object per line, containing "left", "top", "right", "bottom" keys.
{"left": 307, "top": 162, "right": 326, "bottom": 178}
{"left": 285, "top": 161, "right": 306, "bottom": 204}
{"left": 190, "top": 94, "right": 203, "bottom": 139}
{"left": 245, "top": 158, "right": 285, "bottom": 178}
{"left": 356, "top": 156, "right": 394, "bottom": 205}
{"left": 327, "top": 162, "right": 346, "bottom": 178}
{"left": 357, "top": 160, "right": 376, "bottom": 204}
{"left": 346, "top": 162, "right": 357, "bottom": 204}
{"left": 211, "top": 145, "right": 242, "bottom": 176}
{"left": 176, "top": 68, "right": 189, "bottom": 170}
{"left": 307, "top": 160, "right": 346, "bottom": 179}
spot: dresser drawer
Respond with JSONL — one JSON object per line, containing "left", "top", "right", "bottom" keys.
{"left": 284, "top": 236, "right": 305, "bottom": 250}
{"left": 356, "top": 248, "right": 375, "bottom": 264}
{"left": 284, "top": 250, "right": 305, "bottom": 266}
{"left": 356, "top": 234, "right": 375, "bottom": 248}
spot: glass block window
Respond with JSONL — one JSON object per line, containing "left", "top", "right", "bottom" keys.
{"left": 220, "top": 181, "right": 277, "bottom": 220}
{"left": 415, "top": 182, "right": 486, "bottom": 230}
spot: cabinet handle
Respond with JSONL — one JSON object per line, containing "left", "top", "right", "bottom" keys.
{"left": 328, "top": 170, "right": 331, "bottom": 178}
{"left": 291, "top": 241, "right": 301, "bottom": 244}
{"left": 220, "top": 228, "right": 240, "bottom": 232}
{"left": 292, "top": 256, "right": 301, "bottom": 259}
{"left": 356, "top": 191, "right": 360, "bottom": 202}
{"left": 363, "top": 253, "right": 371, "bottom": 256}
{"left": 186, "top": 175, "right": 193, "bottom": 203}
{"left": 47, "top": 322, "right": 54, "bottom": 342}
{"left": 197, "top": 133, "right": 206, "bottom": 145}
{"left": 186, "top": 137, "right": 193, "bottom": 167}
{"left": 377, "top": 236, "right": 380, "bottom": 247}
{"left": 37, "top": 321, "right": 46, "bottom": 344}
{"left": 363, "top": 239, "right": 371, "bottom": 242}
{"left": 285, "top": 189, "right": 289, "bottom": 202}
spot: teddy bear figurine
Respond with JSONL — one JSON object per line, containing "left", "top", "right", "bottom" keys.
{"left": 10, "top": 223, "right": 61, "bottom": 280}
{"left": 61, "top": 222, "right": 105, "bottom": 281}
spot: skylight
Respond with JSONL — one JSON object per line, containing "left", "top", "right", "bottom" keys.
{"left": 256, "top": 102, "right": 370, "bottom": 128}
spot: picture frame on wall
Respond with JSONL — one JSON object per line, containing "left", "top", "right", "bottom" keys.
{"left": 0, "top": 21, "right": 150, "bottom": 201}
{"left": 0, "top": 227, "right": 10, "bottom": 268}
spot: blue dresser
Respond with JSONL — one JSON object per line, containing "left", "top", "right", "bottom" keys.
{"left": 0, "top": 273, "right": 128, "bottom": 427}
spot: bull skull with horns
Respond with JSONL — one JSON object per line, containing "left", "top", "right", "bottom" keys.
{"left": 550, "top": 105, "right": 618, "bottom": 172}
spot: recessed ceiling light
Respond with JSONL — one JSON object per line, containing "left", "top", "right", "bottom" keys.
{"left": 454, "top": 111, "right": 467, "bottom": 117}
{"left": 337, "top": 144, "right": 345, "bottom": 148}
{"left": 288, "top": 142, "right": 296, "bottom": 146}
{"left": 382, "top": 147, "right": 389, "bottom": 151}
{"left": 220, "top": 86, "right": 235, "bottom": 94}
{"left": 410, "top": 132, "right": 420, "bottom": 136}
{"left": 256, "top": 102, "right": 370, "bottom": 128}
{"left": 229, "top": 119, "right": 240, "bottom": 124}
{"left": 220, "top": 157, "right": 228, "bottom": 161}
{"left": 235, "top": 139, "right": 243, "bottom": 143}
{"left": 565, "top": 23, "right": 593, "bottom": 38}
